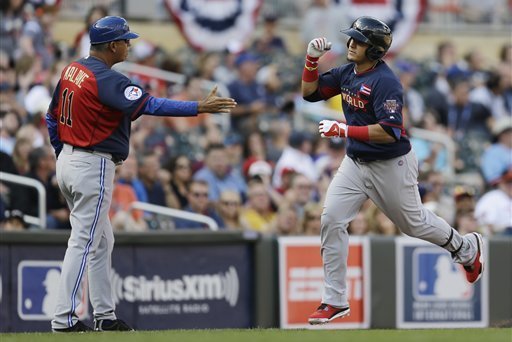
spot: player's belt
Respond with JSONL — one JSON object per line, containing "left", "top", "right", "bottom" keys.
{"left": 64, "top": 144, "right": 123, "bottom": 165}
{"left": 351, "top": 156, "right": 376, "bottom": 163}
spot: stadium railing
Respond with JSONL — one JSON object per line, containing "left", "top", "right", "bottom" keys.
{"left": 128, "top": 201, "right": 219, "bottom": 231}
{"left": 0, "top": 172, "right": 47, "bottom": 228}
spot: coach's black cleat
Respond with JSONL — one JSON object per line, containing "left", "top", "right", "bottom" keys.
{"left": 94, "top": 318, "right": 134, "bottom": 331}
{"left": 52, "top": 320, "right": 93, "bottom": 333}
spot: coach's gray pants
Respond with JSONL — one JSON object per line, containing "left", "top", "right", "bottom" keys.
{"left": 321, "top": 149, "right": 477, "bottom": 308}
{"left": 52, "top": 145, "right": 117, "bottom": 329}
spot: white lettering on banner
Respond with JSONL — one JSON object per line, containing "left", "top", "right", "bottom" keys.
{"left": 288, "top": 266, "right": 363, "bottom": 301}
{"left": 111, "top": 266, "right": 239, "bottom": 307}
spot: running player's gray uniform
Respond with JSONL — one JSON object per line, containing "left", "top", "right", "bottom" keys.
{"left": 305, "top": 60, "right": 479, "bottom": 309}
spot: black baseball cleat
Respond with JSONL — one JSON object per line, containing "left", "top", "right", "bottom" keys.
{"left": 52, "top": 320, "right": 93, "bottom": 333}
{"left": 94, "top": 319, "right": 134, "bottom": 331}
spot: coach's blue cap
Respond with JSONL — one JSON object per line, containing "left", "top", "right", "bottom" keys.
{"left": 89, "top": 16, "right": 139, "bottom": 45}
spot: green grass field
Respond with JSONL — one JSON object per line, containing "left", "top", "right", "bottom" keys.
{"left": 1, "top": 328, "right": 510, "bottom": 342}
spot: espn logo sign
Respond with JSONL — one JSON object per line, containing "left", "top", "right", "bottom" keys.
{"left": 288, "top": 267, "right": 363, "bottom": 302}
{"left": 278, "top": 237, "right": 370, "bottom": 329}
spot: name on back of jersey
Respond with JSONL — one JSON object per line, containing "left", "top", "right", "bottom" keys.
{"left": 63, "top": 65, "right": 89, "bottom": 88}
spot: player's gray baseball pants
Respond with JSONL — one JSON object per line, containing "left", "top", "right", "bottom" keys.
{"left": 320, "top": 149, "right": 478, "bottom": 308}
{"left": 52, "top": 144, "right": 117, "bottom": 329}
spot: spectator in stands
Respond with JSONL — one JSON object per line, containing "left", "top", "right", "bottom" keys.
{"left": 11, "top": 137, "right": 32, "bottom": 176}
{"left": 239, "top": 179, "right": 276, "bottom": 233}
{"left": 0, "top": 0, "right": 25, "bottom": 60}
{"left": 18, "top": 2, "right": 57, "bottom": 71}
{"left": 474, "top": 169, "right": 512, "bottom": 236}
{"left": 252, "top": 12, "right": 287, "bottom": 57}
{"left": 445, "top": 77, "right": 492, "bottom": 172}
{"left": 394, "top": 59, "right": 425, "bottom": 126}
{"left": 480, "top": 116, "right": 512, "bottom": 185}
{"left": 73, "top": 5, "right": 108, "bottom": 58}
{"left": 315, "top": 137, "right": 345, "bottom": 179}
{"left": 272, "top": 201, "right": 300, "bottom": 236}
{"left": 266, "top": 118, "right": 292, "bottom": 163}
{"left": 0, "top": 110, "right": 21, "bottom": 155}
{"left": 138, "top": 153, "right": 167, "bottom": 207}
{"left": 420, "top": 170, "right": 456, "bottom": 226}
{"left": 454, "top": 209, "right": 481, "bottom": 235}
{"left": 174, "top": 180, "right": 223, "bottom": 230}
{"left": 348, "top": 212, "right": 369, "bottom": 236}
{"left": 11, "top": 146, "right": 69, "bottom": 228}
{"left": 216, "top": 190, "right": 243, "bottom": 230}
{"left": 0, "top": 209, "right": 27, "bottom": 231}
{"left": 193, "top": 144, "right": 247, "bottom": 202}
{"left": 224, "top": 133, "right": 244, "bottom": 176}
{"left": 110, "top": 169, "right": 147, "bottom": 232}
{"left": 273, "top": 131, "right": 317, "bottom": 189}
{"left": 366, "top": 204, "right": 400, "bottom": 236}
{"left": 284, "top": 173, "right": 315, "bottom": 223}
{"left": 164, "top": 155, "right": 192, "bottom": 210}
{"left": 469, "top": 71, "right": 511, "bottom": 119}
{"left": 302, "top": 202, "right": 322, "bottom": 236}
{"left": 117, "top": 154, "right": 147, "bottom": 203}
{"left": 227, "top": 52, "right": 268, "bottom": 134}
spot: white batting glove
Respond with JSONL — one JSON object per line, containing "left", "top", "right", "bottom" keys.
{"left": 307, "top": 37, "right": 332, "bottom": 58}
{"left": 319, "top": 120, "right": 348, "bottom": 138}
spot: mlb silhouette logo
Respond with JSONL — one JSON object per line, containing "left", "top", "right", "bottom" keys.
{"left": 413, "top": 248, "right": 473, "bottom": 301}
{"left": 17, "top": 261, "right": 89, "bottom": 320}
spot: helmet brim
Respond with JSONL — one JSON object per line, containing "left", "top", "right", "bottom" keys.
{"left": 117, "top": 32, "right": 139, "bottom": 41}
{"left": 341, "top": 28, "right": 370, "bottom": 45}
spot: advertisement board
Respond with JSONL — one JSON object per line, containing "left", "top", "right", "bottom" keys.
{"left": 396, "top": 237, "right": 488, "bottom": 328}
{"left": 5, "top": 243, "right": 253, "bottom": 331}
{"left": 278, "top": 236, "right": 370, "bottom": 329}
{"left": 0, "top": 245, "right": 10, "bottom": 332}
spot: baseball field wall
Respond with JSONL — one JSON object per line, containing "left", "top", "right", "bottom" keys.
{"left": 0, "top": 231, "right": 510, "bottom": 331}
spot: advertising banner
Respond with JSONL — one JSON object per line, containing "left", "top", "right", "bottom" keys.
{"left": 9, "top": 245, "right": 89, "bottom": 332}
{"left": 0, "top": 245, "right": 10, "bottom": 332}
{"left": 6, "top": 243, "right": 253, "bottom": 332}
{"left": 278, "top": 236, "right": 370, "bottom": 329}
{"left": 112, "top": 244, "right": 253, "bottom": 329}
{"left": 396, "top": 237, "right": 488, "bottom": 328}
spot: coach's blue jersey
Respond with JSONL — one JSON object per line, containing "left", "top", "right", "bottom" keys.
{"left": 315, "top": 61, "right": 411, "bottom": 161}
{"left": 48, "top": 56, "right": 150, "bottom": 160}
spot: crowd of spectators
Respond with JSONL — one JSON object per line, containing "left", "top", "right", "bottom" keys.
{"left": 0, "top": 1, "right": 511, "bottom": 237}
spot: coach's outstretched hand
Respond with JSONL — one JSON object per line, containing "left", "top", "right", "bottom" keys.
{"left": 198, "top": 85, "right": 237, "bottom": 114}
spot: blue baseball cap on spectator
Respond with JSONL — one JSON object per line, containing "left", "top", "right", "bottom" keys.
{"left": 235, "top": 53, "right": 259, "bottom": 67}
{"left": 224, "top": 133, "right": 242, "bottom": 146}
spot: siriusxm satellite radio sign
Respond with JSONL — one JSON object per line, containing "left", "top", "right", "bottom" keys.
{"left": 396, "top": 237, "right": 488, "bottom": 328}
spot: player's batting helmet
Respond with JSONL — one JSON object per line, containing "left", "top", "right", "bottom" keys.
{"left": 89, "top": 16, "right": 139, "bottom": 45}
{"left": 341, "top": 16, "right": 392, "bottom": 61}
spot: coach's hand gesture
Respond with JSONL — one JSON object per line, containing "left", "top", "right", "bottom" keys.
{"left": 198, "top": 85, "right": 237, "bottom": 114}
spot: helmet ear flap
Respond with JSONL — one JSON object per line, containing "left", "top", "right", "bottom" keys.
{"left": 365, "top": 46, "right": 385, "bottom": 61}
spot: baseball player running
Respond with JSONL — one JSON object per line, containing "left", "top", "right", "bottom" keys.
{"left": 301, "top": 17, "right": 484, "bottom": 325}
{"left": 46, "top": 16, "right": 236, "bottom": 332}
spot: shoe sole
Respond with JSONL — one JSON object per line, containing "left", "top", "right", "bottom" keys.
{"left": 471, "top": 232, "right": 484, "bottom": 283}
{"left": 308, "top": 308, "right": 351, "bottom": 325}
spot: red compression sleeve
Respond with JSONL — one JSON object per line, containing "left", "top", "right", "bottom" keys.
{"left": 302, "top": 55, "right": 319, "bottom": 82}
{"left": 347, "top": 125, "right": 370, "bottom": 141}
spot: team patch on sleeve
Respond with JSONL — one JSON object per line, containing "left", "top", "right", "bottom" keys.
{"left": 124, "top": 85, "right": 143, "bottom": 100}
{"left": 383, "top": 99, "right": 400, "bottom": 115}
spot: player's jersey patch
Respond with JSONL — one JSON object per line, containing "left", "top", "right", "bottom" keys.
{"left": 124, "top": 86, "right": 142, "bottom": 100}
{"left": 383, "top": 99, "right": 399, "bottom": 114}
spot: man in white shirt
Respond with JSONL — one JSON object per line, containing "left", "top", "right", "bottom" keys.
{"left": 475, "top": 169, "right": 512, "bottom": 235}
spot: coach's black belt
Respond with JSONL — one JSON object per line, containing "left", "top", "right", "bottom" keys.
{"left": 351, "top": 156, "right": 377, "bottom": 163}
{"left": 72, "top": 146, "right": 123, "bottom": 165}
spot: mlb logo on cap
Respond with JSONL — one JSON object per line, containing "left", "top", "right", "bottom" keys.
{"left": 17, "top": 261, "right": 89, "bottom": 320}
{"left": 413, "top": 249, "right": 473, "bottom": 301}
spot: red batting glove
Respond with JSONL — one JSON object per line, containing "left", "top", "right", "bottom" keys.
{"left": 319, "top": 120, "right": 348, "bottom": 138}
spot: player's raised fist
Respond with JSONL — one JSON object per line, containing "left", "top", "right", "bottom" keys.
{"left": 307, "top": 37, "right": 332, "bottom": 58}
{"left": 319, "top": 120, "right": 347, "bottom": 138}
{"left": 198, "top": 85, "right": 237, "bottom": 114}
